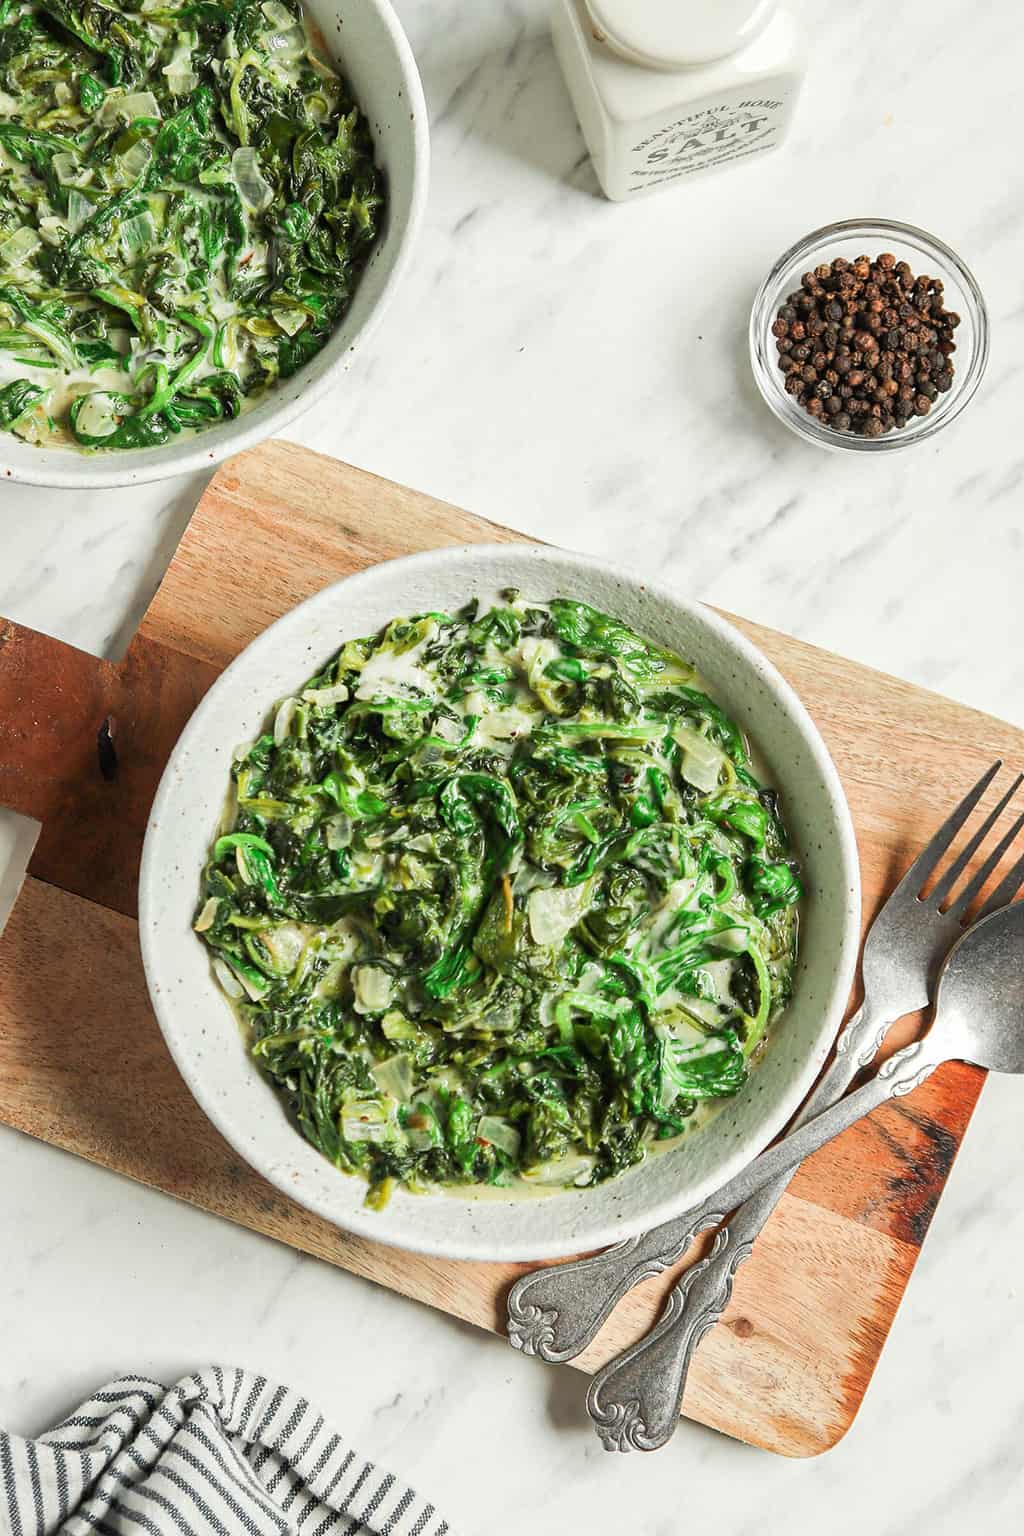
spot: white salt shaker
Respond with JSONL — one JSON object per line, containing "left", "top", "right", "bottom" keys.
{"left": 552, "top": 0, "right": 806, "bottom": 201}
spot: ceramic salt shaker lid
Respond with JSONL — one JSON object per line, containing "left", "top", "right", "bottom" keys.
{"left": 585, "top": 0, "right": 778, "bottom": 69}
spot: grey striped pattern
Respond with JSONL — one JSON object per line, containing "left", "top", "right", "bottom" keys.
{"left": 1, "top": 1369, "right": 455, "bottom": 1536}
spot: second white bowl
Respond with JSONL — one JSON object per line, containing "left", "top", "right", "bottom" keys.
{"left": 0, "top": 0, "right": 430, "bottom": 489}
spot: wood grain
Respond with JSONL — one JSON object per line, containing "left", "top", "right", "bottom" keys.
{"left": 1, "top": 437, "right": 1020, "bottom": 1457}
{"left": 0, "top": 621, "right": 215, "bottom": 916}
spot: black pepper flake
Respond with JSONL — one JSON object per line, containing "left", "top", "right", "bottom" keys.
{"left": 97, "top": 716, "right": 118, "bottom": 781}
{"left": 771, "top": 252, "right": 960, "bottom": 437}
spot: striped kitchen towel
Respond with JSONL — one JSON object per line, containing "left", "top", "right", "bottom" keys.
{"left": 0, "top": 1368, "right": 456, "bottom": 1536}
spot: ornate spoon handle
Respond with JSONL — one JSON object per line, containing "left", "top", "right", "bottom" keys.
{"left": 506, "top": 1204, "right": 721, "bottom": 1362}
{"left": 506, "top": 998, "right": 893, "bottom": 1363}
{"left": 587, "top": 1033, "right": 943, "bottom": 1450}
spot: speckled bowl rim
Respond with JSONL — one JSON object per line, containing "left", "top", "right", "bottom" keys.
{"left": 139, "top": 545, "right": 862, "bottom": 1261}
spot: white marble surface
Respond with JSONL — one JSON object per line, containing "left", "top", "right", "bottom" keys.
{"left": 2, "top": 0, "right": 1023, "bottom": 1528}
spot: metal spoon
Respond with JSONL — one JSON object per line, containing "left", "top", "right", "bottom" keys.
{"left": 587, "top": 898, "right": 1024, "bottom": 1451}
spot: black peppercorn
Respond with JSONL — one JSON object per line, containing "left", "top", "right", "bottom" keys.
{"left": 770, "top": 248, "right": 960, "bottom": 437}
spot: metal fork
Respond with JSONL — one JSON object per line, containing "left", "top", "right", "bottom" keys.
{"left": 506, "top": 763, "right": 1024, "bottom": 1433}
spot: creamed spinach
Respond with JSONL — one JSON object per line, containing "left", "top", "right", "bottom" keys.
{"left": 195, "top": 595, "right": 803, "bottom": 1207}
{"left": 0, "top": 0, "right": 383, "bottom": 449}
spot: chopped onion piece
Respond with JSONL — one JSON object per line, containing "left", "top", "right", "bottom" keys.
{"left": 405, "top": 1103, "right": 442, "bottom": 1152}
{"left": 70, "top": 391, "right": 122, "bottom": 439}
{"left": 260, "top": 25, "right": 306, "bottom": 59}
{"left": 259, "top": 923, "right": 306, "bottom": 974}
{"left": 120, "top": 212, "right": 155, "bottom": 255}
{"left": 372, "top": 1053, "right": 414, "bottom": 1102}
{"left": 341, "top": 1096, "right": 398, "bottom": 1143}
{"left": 474, "top": 709, "right": 535, "bottom": 746}
{"left": 212, "top": 956, "right": 244, "bottom": 999}
{"left": 232, "top": 146, "right": 274, "bottom": 211}
{"left": 261, "top": 0, "right": 296, "bottom": 27}
{"left": 272, "top": 306, "right": 308, "bottom": 337}
{"left": 38, "top": 216, "right": 66, "bottom": 247}
{"left": 117, "top": 141, "right": 153, "bottom": 180}
{"left": 710, "top": 925, "right": 749, "bottom": 955}
{"left": 12, "top": 401, "right": 51, "bottom": 446}
{"left": 673, "top": 723, "right": 726, "bottom": 794}
{"left": 0, "top": 226, "right": 41, "bottom": 269}
{"left": 528, "top": 883, "right": 591, "bottom": 947}
{"left": 101, "top": 91, "right": 161, "bottom": 124}
{"left": 302, "top": 681, "right": 348, "bottom": 707}
{"left": 67, "top": 190, "right": 92, "bottom": 234}
{"left": 522, "top": 1152, "right": 595, "bottom": 1187}
{"left": 273, "top": 695, "right": 298, "bottom": 744}
{"left": 232, "top": 960, "right": 270, "bottom": 1001}
{"left": 477, "top": 1115, "right": 521, "bottom": 1158}
{"left": 194, "top": 896, "right": 221, "bottom": 932}
{"left": 52, "top": 152, "right": 81, "bottom": 185}
{"left": 381, "top": 1011, "right": 417, "bottom": 1042}
{"left": 163, "top": 30, "right": 198, "bottom": 93}
{"left": 353, "top": 964, "right": 393, "bottom": 1015}
{"left": 432, "top": 713, "right": 464, "bottom": 745}
{"left": 325, "top": 814, "right": 353, "bottom": 851}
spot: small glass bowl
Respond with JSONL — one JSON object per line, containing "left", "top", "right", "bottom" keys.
{"left": 749, "top": 218, "right": 989, "bottom": 453}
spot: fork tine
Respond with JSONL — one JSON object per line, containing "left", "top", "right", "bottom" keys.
{"left": 890, "top": 759, "right": 1002, "bottom": 902}
{"left": 974, "top": 843, "right": 1024, "bottom": 923}
{"left": 931, "top": 772, "right": 1023, "bottom": 907}
{"left": 948, "top": 809, "right": 1024, "bottom": 921}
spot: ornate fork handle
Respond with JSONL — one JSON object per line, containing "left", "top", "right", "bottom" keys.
{"left": 507, "top": 999, "right": 891, "bottom": 1364}
{"left": 587, "top": 1031, "right": 942, "bottom": 1450}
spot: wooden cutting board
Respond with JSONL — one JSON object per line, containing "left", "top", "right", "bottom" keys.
{"left": 0, "top": 438, "right": 1017, "bottom": 1457}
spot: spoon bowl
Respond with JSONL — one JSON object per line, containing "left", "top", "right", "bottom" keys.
{"left": 933, "top": 902, "right": 1024, "bottom": 1074}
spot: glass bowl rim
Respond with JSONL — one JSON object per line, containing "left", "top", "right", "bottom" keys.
{"left": 749, "top": 216, "right": 990, "bottom": 454}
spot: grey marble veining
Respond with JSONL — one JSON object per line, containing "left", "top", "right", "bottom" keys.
{"left": 2, "top": 0, "right": 1023, "bottom": 1529}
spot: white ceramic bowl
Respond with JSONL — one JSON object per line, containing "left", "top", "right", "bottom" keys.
{"left": 140, "top": 546, "right": 861, "bottom": 1261}
{"left": 1, "top": 1, "right": 429, "bottom": 490}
